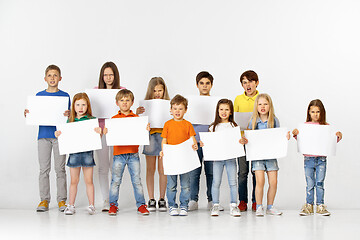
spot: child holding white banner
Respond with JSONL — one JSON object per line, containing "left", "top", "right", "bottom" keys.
{"left": 240, "top": 94, "right": 289, "bottom": 216}
{"left": 200, "top": 99, "right": 241, "bottom": 217}
{"left": 136, "top": 77, "right": 170, "bottom": 212}
{"left": 55, "top": 93, "right": 102, "bottom": 215}
{"left": 292, "top": 99, "right": 342, "bottom": 216}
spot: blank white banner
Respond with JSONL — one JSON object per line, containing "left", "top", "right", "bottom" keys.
{"left": 105, "top": 116, "right": 149, "bottom": 146}
{"left": 57, "top": 119, "right": 102, "bottom": 155}
{"left": 244, "top": 127, "right": 289, "bottom": 161}
{"left": 200, "top": 126, "right": 245, "bottom": 161}
{"left": 139, "top": 99, "right": 171, "bottom": 128}
{"left": 185, "top": 95, "right": 223, "bottom": 125}
{"left": 163, "top": 138, "right": 201, "bottom": 175}
{"left": 26, "top": 96, "right": 68, "bottom": 126}
{"left": 85, "top": 89, "right": 119, "bottom": 119}
{"left": 297, "top": 123, "right": 337, "bottom": 156}
{"left": 234, "top": 112, "right": 253, "bottom": 131}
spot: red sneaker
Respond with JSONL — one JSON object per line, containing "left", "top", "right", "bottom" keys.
{"left": 252, "top": 202, "right": 257, "bottom": 212}
{"left": 109, "top": 203, "right": 118, "bottom": 216}
{"left": 238, "top": 201, "right": 247, "bottom": 212}
{"left": 137, "top": 205, "right": 150, "bottom": 215}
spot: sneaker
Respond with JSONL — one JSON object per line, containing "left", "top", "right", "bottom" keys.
{"left": 169, "top": 207, "right": 179, "bottom": 216}
{"left": 207, "top": 201, "right": 224, "bottom": 211}
{"left": 108, "top": 203, "right": 118, "bottom": 216}
{"left": 316, "top": 204, "right": 330, "bottom": 216}
{"left": 102, "top": 200, "right": 110, "bottom": 212}
{"left": 256, "top": 205, "right": 264, "bottom": 217}
{"left": 137, "top": 205, "right": 150, "bottom": 215}
{"left": 252, "top": 202, "right": 257, "bottom": 212}
{"left": 238, "top": 201, "right": 247, "bottom": 212}
{"left": 179, "top": 207, "right": 188, "bottom": 216}
{"left": 64, "top": 205, "right": 75, "bottom": 215}
{"left": 58, "top": 201, "right": 66, "bottom": 212}
{"left": 88, "top": 205, "right": 96, "bottom": 215}
{"left": 158, "top": 199, "right": 167, "bottom": 212}
{"left": 299, "top": 203, "right": 314, "bottom": 216}
{"left": 188, "top": 200, "right": 198, "bottom": 211}
{"left": 266, "top": 206, "right": 283, "bottom": 215}
{"left": 230, "top": 203, "right": 241, "bottom": 217}
{"left": 148, "top": 199, "right": 156, "bottom": 212}
{"left": 36, "top": 200, "right": 49, "bottom": 212}
{"left": 211, "top": 204, "right": 220, "bottom": 216}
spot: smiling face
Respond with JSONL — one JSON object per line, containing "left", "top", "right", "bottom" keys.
{"left": 44, "top": 69, "right": 62, "bottom": 89}
{"left": 257, "top": 97, "right": 270, "bottom": 117}
{"left": 309, "top": 106, "right": 321, "bottom": 123}
{"left": 218, "top": 103, "right": 231, "bottom": 122}
{"left": 116, "top": 96, "right": 134, "bottom": 114}
{"left": 241, "top": 76, "right": 259, "bottom": 97}
{"left": 197, "top": 77, "right": 212, "bottom": 96}
{"left": 74, "top": 99, "right": 88, "bottom": 118}
{"left": 153, "top": 84, "right": 165, "bottom": 99}
{"left": 103, "top": 67, "right": 115, "bottom": 89}
{"left": 171, "top": 103, "right": 187, "bottom": 121}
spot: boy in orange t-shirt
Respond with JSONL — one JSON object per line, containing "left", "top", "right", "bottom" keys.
{"left": 160, "top": 94, "right": 197, "bottom": 216}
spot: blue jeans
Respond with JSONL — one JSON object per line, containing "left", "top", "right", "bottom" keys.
{"left": 167, "top": 173, "right": 190, "bottom": 209}
{"left": 109, "top": 153, "right": 146, "bottom": 208}
{"left": 237, "top": 156, "right": 256, "bottom": 203}
{"left": 212, "top": 159, "right": 237, "bottom": 204}
{"left": 304, "top": 156, "right": 327, "bottom": 205}
{"left": 190, "top": 144, "right": 213, "bottom": 202}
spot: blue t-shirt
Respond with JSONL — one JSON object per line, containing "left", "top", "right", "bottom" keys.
{"left": 193, "top": 124, "right": 209, "bottom": 142}
{"left": 36, "top": 89, "right": 71, "bottom": 139}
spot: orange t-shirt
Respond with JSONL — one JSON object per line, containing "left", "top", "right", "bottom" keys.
{"left": 112, "top": 110, "right": 139, "bottom": 156}
{"left": 161, "top": 119, "right": 196, "bottom": 145}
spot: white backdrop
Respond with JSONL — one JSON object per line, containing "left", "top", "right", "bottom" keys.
{"left": 0, "top": 0, "right": 358, "bottom": 210}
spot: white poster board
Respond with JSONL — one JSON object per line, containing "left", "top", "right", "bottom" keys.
{"left": 57, "top": 119, "right": 102, "bottom": 155}
{"left": 234, "top": 112, "right": 253, "bottom": 131}
{"left": 139, "top": 99, "right": 171, "bottom": 128}
{"left": 162, "top": 138, "right": 201, "bottom": 175}
{"left": 297, "top": 123, "right": 337, "bottom": 156}
{"left": 200, "top": 126, "right": 245, "bottom": 161}
{"left": 244, "top": 127, "right": 289, "bottom": 161}
{"left": 105, "top": 116, "right": 149, "bottom": 146}
{"left": 185, "top": 95, "right": 223, "bottom": 125}
{"left": 85, "top": 89, "right": 119, "bottom": 119}
{"left": 26, "top": 96, "right": 68, "bottom": 126}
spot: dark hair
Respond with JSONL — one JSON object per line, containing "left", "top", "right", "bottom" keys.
{"left": 196, "top": 71, "right": 214, "bottom": 85}
{"left": 210, "top": 99, "right": 237, "bottom": 132}
{"left": 45, "top": 64, "right": 61, "bottom": 77}
{"left": 116, "top": 89, "right": 134, "bottom": 102}
{"left": 98, "top": 62, "right": 120, "bottom": 89}
{"left": 306, "top": 99, "right": 327, "bottom": 125}
{"left": 240, "top": 70, "right": 258, "bottom": 84}
{"left": 170, "top": 94, "right": 188, "bottom": 109}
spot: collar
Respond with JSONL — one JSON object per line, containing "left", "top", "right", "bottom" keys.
{"left": 242, "top": 90, "right": 259, "bottom": 101}
{"left": 117, "top": 110, "right": 136, "bottom": 117}
{"left": 74, "top": 115, "right": 91, "bottom": 121}
{"left": 256, "top": 117, "right": 267, "bottom": 124}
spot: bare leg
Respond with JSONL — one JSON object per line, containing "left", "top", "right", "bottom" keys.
{"left": 266, "top": 171, "right": 278, "bottom": 206}
{"left": 69, "top": 167, "right": 81, "bottom": 205}
{"left": 254, "top": 170, "right": 265, "bottom": 205}
{"left": 83, "top": 167, "right": 95, "bottom": 206}
{"left": 146, "top": 156, "right": 156, "bottom": 199}
{"left": 158, "top": 156, "right": 167, "bottom": 199}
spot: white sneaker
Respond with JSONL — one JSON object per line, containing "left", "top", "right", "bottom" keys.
{"left": 188, "top": 200, "right": 198, "bottom": 211}
{"left": 211, "top": 204, "right": 220, "bottom": 216}
{"left": 230, "top": 203, "right": 241, "bottom": 217}
{"left": 266, "top": 206, "right": 283, "bottom": 215}
{"left": 64, "top": 205, "right": 76, "bottom": 215}
{"left": 169, "top": 207, "right": 179, "bottom": 216}
{"left": 208, "top": 201, "right": 224, "bottom": 211}
{"left": 256, "top": 205, "right": 264, "bottom": 217}
{"left": 88, "top": 205, "right": 96, "bottom": 215}
{"left": 179, "top": 208, "right": 188, "bottom": 216}
{"left": 102, "top": 200, "right": 110, "bottom": 212}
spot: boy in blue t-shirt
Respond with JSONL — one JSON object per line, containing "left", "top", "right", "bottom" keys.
{"left": 24, "top": 65, "right": 70, "bottom": 212}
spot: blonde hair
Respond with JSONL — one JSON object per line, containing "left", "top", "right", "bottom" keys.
{"left": 116, "top": 89, "right": 134, "bottom": 101}
{"left": 249, "top": 93, "right": 276, "bottom": 130}
{"left": 144, "top": 77, "right": 170, "bottom": 100}
{"left": 69, "top": 93, "right": 93, "bottom": 122}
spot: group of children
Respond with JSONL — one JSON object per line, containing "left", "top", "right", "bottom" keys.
{"left": 24, "top": 63, "right": 342, "bottom": 217}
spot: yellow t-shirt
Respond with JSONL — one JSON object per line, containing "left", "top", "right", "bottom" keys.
{"left": 234, "top": 91, "right": 259, "bottom": 113}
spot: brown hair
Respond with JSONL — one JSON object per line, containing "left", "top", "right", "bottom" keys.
{"left": 170, "top": 94, "right": 188, "bottom": 109}
{"left": 240, "top": 70, "right": 258, "bottom": 84}
{"left": 45, "top": 64, "right": 61, "bottom": 77}
{"left": 250, "top": 93, "right": 276, "bottom": 130}
{"left": 98, "top": 62, "right": 120, "bottom": 89}
{"left": 144, "top": 77, "right": 170, "bottom": 100}
{"left": 306, "top": 99, "right": 327, "bottom": 125}
{"left": 196, "top": 71, "right": 214, "bottom": 85}
{"left": 68, "top": 93, "right": 93, "bottom": 122}
{"left": 209, "top": 99, "right": 237, "bottom": 132}
{"left": 116, "top": 89, "right": 134, "bottom": 102}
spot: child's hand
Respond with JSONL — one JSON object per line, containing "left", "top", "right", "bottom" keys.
{"left": 24, "top": 109, "right": 29, "bottom": 117}
{"left": 286, "top": 131, "right": 290, "bottom": 140}
{"left": 192, "top": 143, "right": 198, "bottom": 151}
{"left": 336, "top": 131, "right": 342, "bottom": 142}
{"left": 103, "top": 127, "right": 108, "bottom": 135}
{"left": 64, "top": 110, "right": 70, "bottom": 117}
{"left": 94, "top": 127, "right": 102, "bottom": 134}
{"left": 239, "top": 137, "right": 248, "bottom": 145}
{"left": 199, "top": 141, "right": 204, "bottom": 147}
{"left": 292, "top": 129, "right": 299, "bottom": 138}
{"left": 136, "top": 106, "right": 145, "bottom": 115}
{"left": 55, "top": 131, "right": 62, "bottom": 138}
{"left": 146, "top": 123, "right": 150, "bottom": 131}
{"left": 159, "top": 151, "right": 164, "bottom": 157}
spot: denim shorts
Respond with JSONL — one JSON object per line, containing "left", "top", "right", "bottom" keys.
{"left": 143, "top": 132, "right": 162, "bottom": 156}
{"left": 67, "top": 151, "right": 96, "bottom": 168}
{"left": 251, "top": 159, "right": 279, "bottom": 172}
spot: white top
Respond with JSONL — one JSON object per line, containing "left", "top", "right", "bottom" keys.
{"left": 210, "top": 122, "right": 236, "bottom": 132}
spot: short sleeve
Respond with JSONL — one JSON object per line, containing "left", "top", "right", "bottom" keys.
{"left": 161, "top": 122, "right": 169, "bottom": 139}
{"left": 189, "top": 122, "right": 196, "bottom": 137}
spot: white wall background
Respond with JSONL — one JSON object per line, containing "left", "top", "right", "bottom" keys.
{"left": 0, "top": 0, "right": 358, "bottom": 210}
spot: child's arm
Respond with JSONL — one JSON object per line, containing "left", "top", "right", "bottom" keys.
{"left": 94, "top": 127, "right": 102, "bottom": 134}
{"left": 136, "top": 106, "right": 145, "bottom": 115}
{"left": 63, "top": 110, "right": 70, "bottom": 117}
{"left": 292, "top": 128, "right": 299, "bottom": 139}
{"left": 160, "top": 138, "right": 167, "bottom": 157}
{"left": 24, "top": 109, "right": 29, "bottom": 117}
{"left": 199, "top": 140, "right": 204, "bottom": 147}
{"left": 239, "top": 137, "right": 248, "bottom": 145}
{"left": 191, "top": 136, "right": 198, "bottom": 151}
{"left": 146, "top": 123, "right": 150, "bottom": 131}
{"left": 103, "top": 127, "right": 108, "bottom": 135}
{"left": 286, "top": 131, "right": 290, "bottom": 140}
{"left": 54, "top": 130, "right": 61, "bottom": 138}
{"left": 336, "top": 131, "right": 342, "bottom": 142}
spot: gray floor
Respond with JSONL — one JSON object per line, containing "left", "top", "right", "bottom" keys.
{"left": 1, "top": 207, "right": 358, "bottom": 240}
